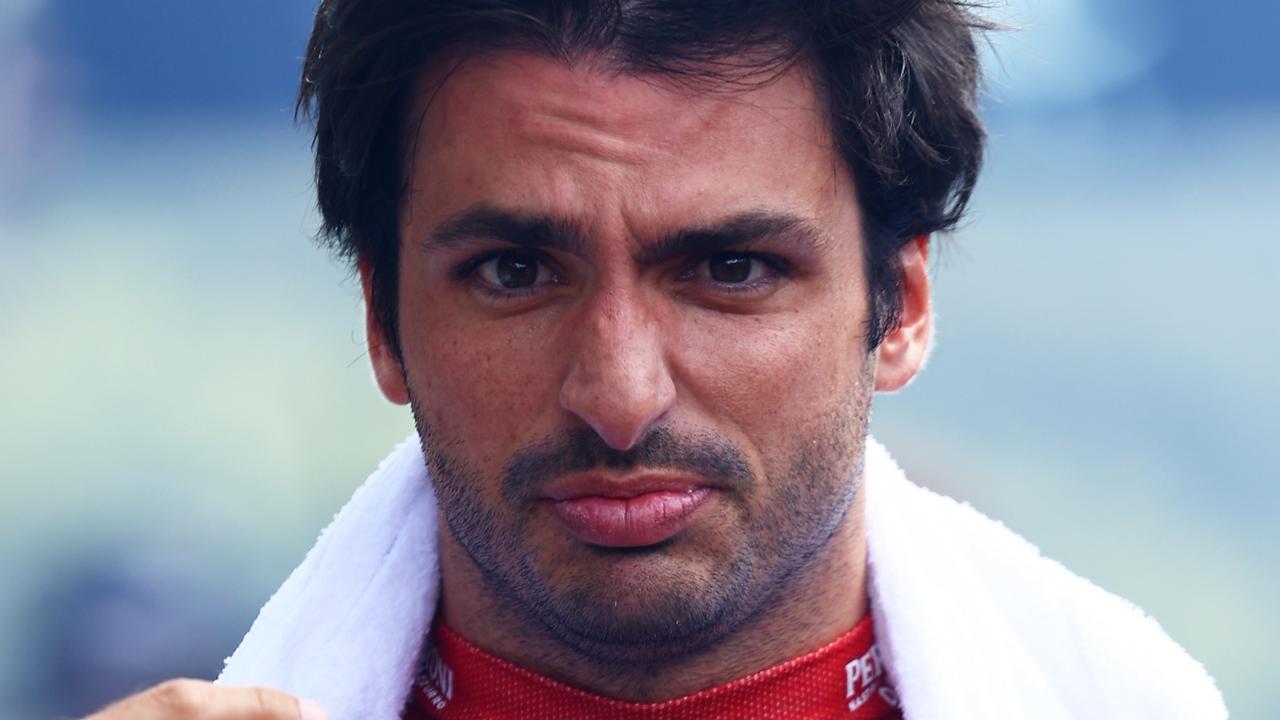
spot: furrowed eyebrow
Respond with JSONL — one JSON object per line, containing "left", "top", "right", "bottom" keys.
{"left": 635, "top": 211, "right": 827, "bottom": 267}
{"left": 424, "top": 206, "right": 825, "bottom": 263}
{"left": 423, "top": 205, "right": 588, "bottom": 254}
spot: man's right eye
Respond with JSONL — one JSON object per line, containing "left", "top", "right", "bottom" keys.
{"left": 472, "top": 251, "right": 561, "bottom": 293}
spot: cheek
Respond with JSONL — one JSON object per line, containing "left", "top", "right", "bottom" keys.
{"left": 674, "top": 305, "right": 868, "bottom": 451}
{"left": 402, "top": 314, "right": 562, "bottom": 462}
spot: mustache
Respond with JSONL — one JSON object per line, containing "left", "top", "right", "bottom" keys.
{"left": 502, "top": 425, "right": 754, "bottom": 501}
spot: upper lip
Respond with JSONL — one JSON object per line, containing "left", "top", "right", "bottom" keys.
{"left": 540, "top": 473, "right": 713, "bottom": 501}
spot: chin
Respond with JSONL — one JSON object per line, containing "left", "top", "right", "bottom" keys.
{"left": 524, "top": 549, "right": 760, "bottom": 663}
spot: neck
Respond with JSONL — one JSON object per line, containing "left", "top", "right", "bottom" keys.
{"left": 436, "top": 494, "right": 868, "bottom": 702}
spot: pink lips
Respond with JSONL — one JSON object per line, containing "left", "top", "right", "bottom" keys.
{"left": 547, "top": 486, "right": 713, "bottom": 548}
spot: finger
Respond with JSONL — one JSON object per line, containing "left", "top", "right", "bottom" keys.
{"left": 195, "top": 684, "right": 328, "bottom": 720}
{"left": 85, "top": 679, "right": 329, "bottom": 720}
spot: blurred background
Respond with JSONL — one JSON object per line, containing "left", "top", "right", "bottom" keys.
{"left": 0, "top": 0, "right": 1275, "bottom": 716}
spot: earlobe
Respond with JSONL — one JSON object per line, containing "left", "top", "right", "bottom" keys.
{"left": 359, "top": 259, "right": 411, "bottom": 406}
{"left": 873, "top": 235, "right": 933, "bottom": 393}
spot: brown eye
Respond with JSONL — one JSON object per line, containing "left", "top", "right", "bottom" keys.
{"left": 707, "top": 253, "right": 755, "bottom": 283}
{"left": 477, "top": 252, "right": 545, "bottom": 289}
{"left": 495, "top": 254, "right": 538, "bottom": 288}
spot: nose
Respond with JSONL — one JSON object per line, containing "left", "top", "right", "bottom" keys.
{"left": 559, "top": 287, "right": 677, "bottom": 451}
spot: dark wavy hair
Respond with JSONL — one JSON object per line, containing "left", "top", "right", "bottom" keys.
{"left": 298, "top": 0, "right": 989, "bottom": 353}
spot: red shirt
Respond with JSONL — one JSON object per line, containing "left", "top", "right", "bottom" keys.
{"left": 403, "top": 614, "right": 903, "bottom": 719}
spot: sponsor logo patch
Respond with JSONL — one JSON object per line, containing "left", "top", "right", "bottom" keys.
{"left": 845, "top": 644, "right": 890, "bottom": 712}
{"left": 421, "top": 644, "right": 455, "bottom": 711}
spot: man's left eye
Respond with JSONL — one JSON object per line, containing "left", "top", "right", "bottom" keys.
{"left": 699, "top": 253, "right": 773, "bottom": 286}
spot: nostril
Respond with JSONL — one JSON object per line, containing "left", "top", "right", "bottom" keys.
{"left": 559, "top": 354, "right": 677, "bottom": 453}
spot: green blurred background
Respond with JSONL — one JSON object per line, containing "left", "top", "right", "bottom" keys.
{"left": 1, "top": 0, "right": 1276, "bottom": 717}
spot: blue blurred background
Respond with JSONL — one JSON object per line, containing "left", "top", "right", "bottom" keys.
{"left": 1, "top": 0, "right": 1275, "bottom": 716}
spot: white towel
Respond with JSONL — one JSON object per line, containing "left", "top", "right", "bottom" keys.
{"left": 218, "top": 435, "right": 1227, "bottom": 719}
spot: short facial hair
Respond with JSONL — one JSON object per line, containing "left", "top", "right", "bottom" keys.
{"left": 409, "top": 371, "right": 870, "bottom": 666}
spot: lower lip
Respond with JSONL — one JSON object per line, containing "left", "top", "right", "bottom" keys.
{"left": 548, "top": 488, "right": 714, "bottom": 548}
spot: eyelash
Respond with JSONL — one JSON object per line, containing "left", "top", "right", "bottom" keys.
{"left": 681, "top": 253, "right": 790, "bottom": 295}
{"left": 453, "top": 249, "right": 790, "bottom": 301}
{"left": 454, "top": 250, "right": 561, "bottom": 301}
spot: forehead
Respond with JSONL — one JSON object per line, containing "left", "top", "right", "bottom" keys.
{"left": 403, "top": 51, "right": 853, "bottom": 240}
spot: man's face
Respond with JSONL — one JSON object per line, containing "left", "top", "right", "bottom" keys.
{"left": 376, "top": 52, "right": 891, "bottom": 659}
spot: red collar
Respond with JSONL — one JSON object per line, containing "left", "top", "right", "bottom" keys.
{"left": 406, "top": 613, "right": 902, "bottom": 719}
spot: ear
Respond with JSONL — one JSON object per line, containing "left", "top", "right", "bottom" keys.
{"left": 874, "top": 235, "right": 933, "bottom": 392}
{"left": 359, "top": 259, "right": 411, "bottom": 405}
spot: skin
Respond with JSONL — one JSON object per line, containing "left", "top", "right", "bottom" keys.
{"left": 84, "top": 679, "right": 326, "bottom": 720}
{"left": 88, "top": 50, "right": 930, "bottom": 717}
{"left": 364, "top": 52, "right": 934, "bottom": 702}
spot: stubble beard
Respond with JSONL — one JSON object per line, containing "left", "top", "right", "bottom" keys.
{"left": 408, "top": 371, "right": 872, "bottom": 670}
